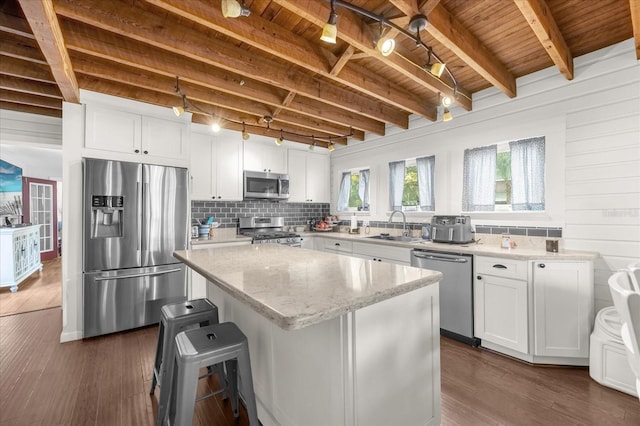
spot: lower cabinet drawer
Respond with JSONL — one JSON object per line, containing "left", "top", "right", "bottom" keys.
{"left": 322, "top": 238, "right": 352, "bottom": 253}
{"left": 475, "top": 256, "right": 528, "bottom": 281}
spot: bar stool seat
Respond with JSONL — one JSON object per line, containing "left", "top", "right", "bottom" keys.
{"left": 150, "top": 298, "right": 225, "bottom": 426}
{"left": 166, "top": 322, "right": 259, "bottom": 426}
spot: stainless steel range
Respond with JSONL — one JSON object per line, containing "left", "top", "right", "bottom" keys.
{"left": 239, "top": 216, "right": 301, "bottom": 247}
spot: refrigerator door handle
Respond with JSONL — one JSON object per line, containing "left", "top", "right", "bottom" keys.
{"left": 136, "top": 180, "right": 142, "bottom": 253}
{"left": 141, "top": 181, "right": 150, "bottom": 259}
{"left": 93, "top": 267, "right": 183, "bottom": 282}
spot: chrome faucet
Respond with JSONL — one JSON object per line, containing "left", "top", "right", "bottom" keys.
{"left": 388, "top": 210, "right": 408, "bottom": 237}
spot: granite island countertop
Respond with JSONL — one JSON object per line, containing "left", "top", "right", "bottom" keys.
{"left": 173, "top": 244, "right": 442, "bottom": 331}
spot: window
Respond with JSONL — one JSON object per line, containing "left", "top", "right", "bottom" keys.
{"left": 463, "top": 137, "right": 545, "bottom": 212}
{"left": 389, "top": 156, "right": 435, "bottom": 212}
{"left": 337, "top": 168, "right": 369, "bottom": 211}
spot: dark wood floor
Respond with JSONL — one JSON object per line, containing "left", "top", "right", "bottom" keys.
{"left": 0, "top": 257, "right": 61, "bottom": 317}
{"left": 1, "top": 308, "right": 638, "bottom": 425}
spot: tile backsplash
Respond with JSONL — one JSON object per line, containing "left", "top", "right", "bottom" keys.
{"left": 191, "top": 201, "right": 562, "bottom": 238}
{"left": 191, "top": 201, "right": 330, "bottom": 228}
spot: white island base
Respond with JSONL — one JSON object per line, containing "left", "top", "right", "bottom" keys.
{"left": 208, "top": 282, "right": 441, "bottom": 426}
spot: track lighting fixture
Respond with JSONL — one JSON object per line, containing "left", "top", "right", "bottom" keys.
{"left": 442, "top": 108, "right": 452, "bottom": 122}
{"left": 221, "top": 0, "right": 250, "bottom": 18}
{"left": 375, "top": 21, "right": 395, "bottom": 56}
{"left": 320, "top": 0, "right": 338, "bottom": 44}
{"left": 275, "top": 130, "right": 284, "bottom": 146}
{"left": 441, "top": 95, "right": 453, "bottom": 108}
{"left": 430, "top": 62, "right": 446, "bottom": 78}
{"left": 327, "top": 143, "right": 335, "bottom": 152}
{"left": 309, "top": 136, "right": 316, "bottom": 151}
{"left": 242, "top": 122, "right": 250, "bottom": 140}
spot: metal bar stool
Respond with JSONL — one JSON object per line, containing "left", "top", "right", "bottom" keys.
{"left": 166, "top": 322, "right": 259, "bottom": 426}
{"left": 150, "top": 298, "right": 226, "bottom": 426}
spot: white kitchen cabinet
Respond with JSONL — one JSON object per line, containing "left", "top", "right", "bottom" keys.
{"left": 474, "top": 256, "right": 529, "bottom": 354}
{"left": 189, "top": 240, "right": 251, "bottom": 298}
{"left": 316, "top": 237, "right": 352, "bottom": 254}
{"left": 299, "top": 236, "right": 314, "bottom": 249}
{"left": 0, "top": 225, "right": 42, "bottom": 292}
{"left": 351, "top": 241, "right": 411, "bottom": 265}
{"left": 243, "top": 141, "right": 287, "bottom": 174}
{"left": 85, "top": 104, "right": 189, "bottom": 162}
{"left": 287, "top": 150, "right": 330, "bottom": 203}
{"left": 190, "top": 132, "right": 243, "bottom": 201}
{"left": 532, "top": 261, "right": 593, "bottom": 358}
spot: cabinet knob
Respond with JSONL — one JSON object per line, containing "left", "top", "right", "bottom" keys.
{"left": 335, "top": 243, "right": 340, "bottom": 246}
{"left": 218, "top": 196, "right": 221, "bottom": 199}
{"left": 477, "top": 275, "right": 482, "bottom": 280}
{"left": 134, "top": 149, "right": 140, "bottom": 153}
{"left": 538, "top": 263, "right": 546, "bottom": 268}
{"left": 143, "top": 150, "right": 149, "bottom": 154}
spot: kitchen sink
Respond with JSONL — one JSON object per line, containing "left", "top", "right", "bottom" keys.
{"left": 365, "top": 234, "right": 421, "bottom": 242}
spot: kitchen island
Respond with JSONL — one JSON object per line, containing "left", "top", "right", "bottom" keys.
{"left": 174, "top": 244, "right": 442, "bottom": 426}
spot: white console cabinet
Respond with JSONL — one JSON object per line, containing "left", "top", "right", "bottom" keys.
{"left": 1, "top": 225, "right": 43, "bottom": 292}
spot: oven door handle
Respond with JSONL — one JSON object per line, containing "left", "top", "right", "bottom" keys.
{"left": 412, "top": 253, "right": 469, "bottom": 263}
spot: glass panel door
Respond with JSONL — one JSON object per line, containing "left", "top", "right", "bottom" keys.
{"left": 30, "top": 182, "right": 53, "bottom": 252}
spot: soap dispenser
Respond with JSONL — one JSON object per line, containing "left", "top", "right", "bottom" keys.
{"left": 350, "top": 213, "right": 357, "bottom": 231}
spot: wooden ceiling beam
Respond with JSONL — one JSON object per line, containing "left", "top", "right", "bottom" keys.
{"left": 330, "top": 45, "right": 355, "bottom": 76}
{"left": 514, "top": 0, "right": 574, "bottom": 80}
{"left": 0, "top": 89, "right": 62, "bottom": 110}
{"left": 72, "top": 54, "right": 361, "bottom": 139}
{"left": 0, "top": 32, "right": 48, "bottom": 64}
{"left": 274, "top": 0, "right": 471, "bottom": 111}
{"left": 55, "top": 0, "right": 403, "bottom": 131}
{"left": 17, "top": 0, "right": 79, "bottom": 102}
{"left": 60, "top": 22, "right": 380, "bottom": 137}
{"left": 0, "top": 100, "right": 62, "bottom": 117}
{"left": 146, "top": 0, "right": 434, "bottom": 122}
{"left": 391, "top": 0, "right": 517, "bottom": 99}
{"left": 630, "top": 0, "right": 640, "bottom": 59}
{"left": 77, "top": 74, "right": 344, "bottom": 146}
{"left": 0, "top": 75, "right": 62, "bottom": 98}
{"left": 0, "top": 10, "right": 34, "bottom": 39}
{"left": 0, "top": 55, "right": 56, "bottom": 84}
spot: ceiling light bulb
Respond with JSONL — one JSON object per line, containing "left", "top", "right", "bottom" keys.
{"left": 172, "top": 106, "right": 184, "bottom": 117}
{"left": 211, "top": 122, "right": 221, "bottom": 133}
{"left": 441, "top": 95, "right": 453, "bottom": 108}
{"left": 377, "top": 37, "right": 395, "bottom": 56}
{"left": 222, "top": 0, "right": 243, "bottom": 18}
{"left": 327, "top": 143, "right": 335, "bottom": 152}
{"left": 430, "top": 62, "right": 446, "bottom": 78}
{"left": 442, "top": 108, "right": 453, "bottom": 122}
{"left": 275, "top": 137, "right": 283, "bottom": 146}
{"left": 321, "top": 2, "right": 338, "bottom": 44}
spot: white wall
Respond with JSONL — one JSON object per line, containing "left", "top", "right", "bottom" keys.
{"left": 331, "top": 39, "right": 640, "bottom": 310}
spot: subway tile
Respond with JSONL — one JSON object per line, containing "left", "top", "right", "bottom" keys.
{"left": 508, "top": 228, "right": 527, "bottom": 236}
{"left": 491, "top": 227, "right": 508, "bottom": 234}
{"left": 527, "top": 228, "right": 547, "bottom": 237}
{"left": 475, "top": 226, "right": 491, "bottom": 234}
{"left": 547, "top": 229, "right": 563, "bottom": 238}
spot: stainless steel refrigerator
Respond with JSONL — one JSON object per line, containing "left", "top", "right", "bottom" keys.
{"left": 82, "top": 158, "right": 188, "bottom": 338}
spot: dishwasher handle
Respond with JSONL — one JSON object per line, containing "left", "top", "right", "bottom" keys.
{"left": 412, "top": 252, "right": 469, "bottom": 263}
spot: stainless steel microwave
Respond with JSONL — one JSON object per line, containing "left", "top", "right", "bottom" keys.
{"left": 243, "top": 171, "right": 290, "bottom": 200}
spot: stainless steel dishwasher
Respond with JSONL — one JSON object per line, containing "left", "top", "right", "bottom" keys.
{"left": 411, "top": 249, "right": 480, "bottom": 346}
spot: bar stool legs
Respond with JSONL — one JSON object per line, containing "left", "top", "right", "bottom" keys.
{"left": 167, "top": 322, "right": 259, "bottom": 426}
{"left": 149, "top": 299, "right": 224, "bottom": 426}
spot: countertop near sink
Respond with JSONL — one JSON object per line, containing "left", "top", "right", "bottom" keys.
{"left": 300, "top": 231, "right": 599, "bottom": 261}
{"left": 190, "top": 234, "right": 252, "bottom": 246}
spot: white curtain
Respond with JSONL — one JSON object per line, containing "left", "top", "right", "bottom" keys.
{"left": 337, "top": 171, "right": 351, "bottom": 211}
{"left": 389, "top": 160, "right": 405, "bottom": 210}
{"left": 416, "top": 156, "right": 435, "bottom": 211}
{"left": 358, "top": 169, "right": 370, "bottom": 211}
{"left": 510, "top": 137, "right": 545, "bottom": 211}
{"left": 462, "top": 145, "right": 497, "bottom": 211}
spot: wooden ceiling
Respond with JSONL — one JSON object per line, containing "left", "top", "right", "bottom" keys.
{"left": 1, "top": 0, "right": 637, "bottom": 147}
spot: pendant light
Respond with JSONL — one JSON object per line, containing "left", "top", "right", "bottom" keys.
{"left": 320, "top": 0, "right": 338, "bottom": 44}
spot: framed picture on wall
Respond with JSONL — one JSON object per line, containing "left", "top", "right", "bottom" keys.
{"left": 0, "top": 159, "right": 23, "bottom": 221}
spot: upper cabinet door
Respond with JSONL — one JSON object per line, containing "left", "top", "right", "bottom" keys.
{"left": 85, "top": 104, "right": 142, "bottom": 154}
{"left": 141, "top": 116, "right": 189, "bottom": 161}
{"left": 190, "top": 133, "right": 215, "bottom": 200}
{"left": 287, "top": 150, "right": 307, "bottom": 202}
{"left": 214, "top": 137, "right": 243, "bottom": 201}
{"left": 305, "top": 153, "right": 329, "bottom": 203}
{"left": 244, "top": 141, "right": 287, "bottom": 174}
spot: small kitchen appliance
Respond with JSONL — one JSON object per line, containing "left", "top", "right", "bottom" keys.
{"left": 239, "top": 216, "right": 301, "bottom": 246}
{"left": 430, "top": 215, "right": 473, "bottom": 244}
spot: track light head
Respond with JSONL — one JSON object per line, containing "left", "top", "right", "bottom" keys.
{"left": 321, "top": 1, "right": 338, "bottom": 43}
{"left": 442, "top": 108, "right": 453, "bottom": 122}
{"left": 327, "top": 143, "right": 335, "bottom": 152}
{"left": 441, "top": 95, "right": 453, "bottom": 108}
{"left": 221, "top": 0, "right": 250, "bottom": 18}
{"left": 172, "top": 106, "right": 184, "bottom": 117}
{"left": 430, "top": 62, "right": 446, "bottom": 78}
{"left": 377, "top": 37, "right": 395, "bottom": 56}
{"left": 275, "top": 130, "right": 284, "bottom": 146}
{"left": 211, "top": 122, "right": 221, "bottom": 133}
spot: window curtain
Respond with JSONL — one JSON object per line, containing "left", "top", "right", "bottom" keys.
{"left": 389, "top": 160, "right": 405, "bottom": 210}
{"left": 510, "top": 137, "right": 545, "bottom": 211}
{"left": 358, "top": 169, "right": 370, "bottom": 211}
{"left": 337, "top": 171, "right": 351, "bottom": 211}
{"left": 462, "top": 145, "right": 497, "bottom": 211}
{"left": 416, "top": 156, "right": 435, "bottom": 211}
